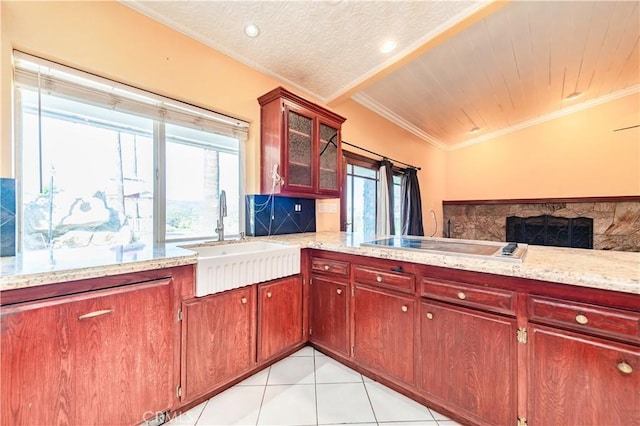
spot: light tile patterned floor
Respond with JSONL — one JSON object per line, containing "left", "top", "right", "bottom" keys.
{"left": 169, "top": 347, "right": 463, "bottom": 426}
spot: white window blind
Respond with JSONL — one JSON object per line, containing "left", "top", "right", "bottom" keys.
{"left": 13, "top": 50, "right": 249, "bottom": 141}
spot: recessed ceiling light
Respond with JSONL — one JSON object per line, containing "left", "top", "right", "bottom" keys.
{"left": 244, "top": 24, "right": 260, "bottom": 38}
{"left": 380, "top": 40, "right": 397, "bottom": 54}
{"left": 565, "top": 92, "right": 582, "bottom": 101}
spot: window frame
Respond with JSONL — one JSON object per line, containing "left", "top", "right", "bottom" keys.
{"left": 340, "top": 150, "right": 403, "bottom": 234}
{"left": 13, "top": 52, "right": 247, "bottom": 251}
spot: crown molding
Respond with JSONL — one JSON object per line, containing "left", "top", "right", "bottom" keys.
{"left": 351, "top": 93, "right": 449, "bottom": 150}
{"left": 355, "top": 85, "right": 639, "bottom": 152}
{"left": 449, "top": 85, "right": 640, "bottom": 151}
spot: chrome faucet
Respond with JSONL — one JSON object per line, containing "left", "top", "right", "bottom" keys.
{"left": 215, "top": 190, "right": 227, "bottom": 241}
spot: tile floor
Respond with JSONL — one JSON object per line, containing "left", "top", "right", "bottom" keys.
{"left": 168, "top": 346, "right": 463, "bottom": 426}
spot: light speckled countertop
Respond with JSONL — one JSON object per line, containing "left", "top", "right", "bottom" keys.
{"left": 1, "top": 232, "right": 639, "bottom": 295}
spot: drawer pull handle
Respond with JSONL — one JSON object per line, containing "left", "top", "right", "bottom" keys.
{"left": 457, "top": 292, "right": 466, "bottom": 300}
{"left": 78, "top": 309, "right": 113, "bottom": 320}
{"left": 376, "top": 275, "right": 383, "bottom": 283}
{"left": 426, "top": 312, "right": 434, "bottom": 320}
{"left": 241, "top": 297, "right": 247, "bottom": 304}
{"left": 266, "top": 292, "right": 272, "bottom": 298}
{"left": 401, "top": 305, "right": 408, "bottom": 312}
{"left": 575, "top": 314, "right": 589, "bottom": 325}
{"left": 336, "top": 288, "right": 343, "bottom": 295}
{"left": 618, "top": 362, "right": 633, "bottom": 374}
{"left": 324, "top": 265, "right": 330, "bottom": 271}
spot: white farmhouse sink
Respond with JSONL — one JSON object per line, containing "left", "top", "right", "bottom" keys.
{"left": 186, "top": 241, "right": 300, "bottom": 297}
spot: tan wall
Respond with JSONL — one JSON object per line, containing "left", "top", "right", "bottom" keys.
{"left": 0, "top": 1, "right": 440, "bottom": 233}
{"left": 444, "top": 93, "right": 640, "bottom": 200}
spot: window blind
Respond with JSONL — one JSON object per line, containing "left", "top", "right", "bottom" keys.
{"left": 13, "top": 50, "right": 250, "bottom": 141}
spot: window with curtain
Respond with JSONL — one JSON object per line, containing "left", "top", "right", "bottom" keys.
{"left": 341, "top": 152, "right": 402, "bottom": 237}
{"left": 13, "top": 51, "right": 248, "bottom": 251}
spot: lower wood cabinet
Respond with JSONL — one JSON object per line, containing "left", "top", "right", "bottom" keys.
{"left": 258, "top": 275, "right": 304, "bottom": 362}
{"left": 309, "top": 275, "right": 349, "bottom": 356}
{"left": 528, "top": 324, "right": 639, "bottom": 426}
{"left": 180, "top": 285, "right": 256, "bottom": 403}
{"left": 353, "top": 284, "right": 415, "bottom": 384}
{"left": 419, "top": 300, "right": 517, "bottom": 426}
{"left": 1, "top": 277, "right": 175, "bottom": 425}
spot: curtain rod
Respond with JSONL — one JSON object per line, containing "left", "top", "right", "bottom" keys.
{"left": 342, "top": 140, "right": 421, "bottom": 170}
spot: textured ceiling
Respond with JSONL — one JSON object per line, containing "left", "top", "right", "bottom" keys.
{"left": 123, "top": 0, "right": 640, "bottom": 150}
{"left": 124, "top": 0, "right": 482, "bottom": 101}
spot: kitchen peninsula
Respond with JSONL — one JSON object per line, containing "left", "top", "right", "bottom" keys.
{"left": 1, "top": 232, "right": 638, "bottom": 426}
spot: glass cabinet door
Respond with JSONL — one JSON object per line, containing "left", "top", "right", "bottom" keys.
{"left": 286, "top": 109, "right": 313, "bottom": 189}
{"left": 318, "top": 122, "right": 339, "bottom": 192}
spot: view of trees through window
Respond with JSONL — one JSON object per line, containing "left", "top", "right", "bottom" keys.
{"left": 18, "top": 88, "right": 241, "bottom": 251}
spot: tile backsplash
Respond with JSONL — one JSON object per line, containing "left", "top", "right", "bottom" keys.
{"left": 246, "top": 195, "right": 315, "bottom": 237}
{"left": 1, "top": 178, "right": 16, "bottom": 257}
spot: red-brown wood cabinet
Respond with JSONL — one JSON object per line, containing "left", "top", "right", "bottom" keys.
{"left": 180, "top": 285, "right": 257, "bottom": 403}
{"left": 420, "top": 300, "right": 517, "bottom": 426}
{"left": 1, "top": 275, "right": 177, "bottom": 426}
{"left": 258, "top": 87, "right": 346, "bottom": 198}
{"left": 305, "top": 249, "right": 640, "bottom": 426}
{"left": 309, "top": 256, "right": 350, "bottom": 356}
{"left": 257, "top": 275, "right": 304, "bottom": 361}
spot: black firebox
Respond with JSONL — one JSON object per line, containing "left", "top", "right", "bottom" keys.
{"left": 506, "top": 215, "right": 593, "bottom": 249}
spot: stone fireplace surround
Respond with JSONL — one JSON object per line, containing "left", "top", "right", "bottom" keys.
{"left": 442, "top": 196, "right": 640, "bottom": 252}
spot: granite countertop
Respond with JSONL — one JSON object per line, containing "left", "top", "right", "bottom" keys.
{"left": 1, "top": 232, "right": 639, "bottom": 295}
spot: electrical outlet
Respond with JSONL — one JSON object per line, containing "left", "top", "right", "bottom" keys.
{"left": 294, "top": 204, "right": 301, "bottom": 212}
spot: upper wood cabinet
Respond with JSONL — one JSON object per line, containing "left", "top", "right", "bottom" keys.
{"left": 258, "top": 87, "right": 346, "bottom": 198}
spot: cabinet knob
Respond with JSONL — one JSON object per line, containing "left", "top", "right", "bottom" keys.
{"left": 426, "top": 312, "right": 434, "bottom": 320}
{"left": 575, "top": 314, "right": 589, "bottom": 325}
{"left": 457, "top": 292, "right": 466, "bottom": 300}
{"left": 376, "top": 275, "right": 383, "bottom": 283}
{"left": 401, "top": 305, "right": 408, "bottom": 313}
{"left": 241, "top": 297, "right": 247, "bottom": 304}
{"left": 266, "top": 292, "right": 272, "bottom": 298}
{"left": 336, "top": 288, "right": 343, "bottom": 295}
{"left": 324, "top": 265, "right": 330, "bottom": 271}
{"left": 618, "top": 362, "right": 633, "bottom": 374}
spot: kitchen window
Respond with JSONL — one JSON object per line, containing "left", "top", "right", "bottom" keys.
{"left": 13, "top": 51, "right": 248, "bottom": 252}
{"left": 341, "top": 152, "right": 401, "bottom": 236}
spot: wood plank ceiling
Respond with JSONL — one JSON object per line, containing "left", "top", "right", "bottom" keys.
{"left": 355, "top": 1, "right": 639, "bottom": 148}
{"left": 124, "top": 0, "right": 640, "bottom": 150}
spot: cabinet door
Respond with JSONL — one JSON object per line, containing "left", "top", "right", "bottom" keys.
{"left": 420, "top": 300, "right": 517, "bottom": 426}
{"left": 181, "top": 286, "right": 256, "bottom": 402}
{"left": 317, "top": 120, "right": 341, "bottom": 195}
{"left": 258, "top": 276, "right": 303, "bottom": 362}
{"left": 285, "top": 107, "right": 314, "bottom": 192}
{"left": 354, "top": 285, "right": 415, "bottom": 384}
{"left": 1, "top": 279, "right": 174, "bottom": 426}
{"left": 1, "top": 295, "right": 74, "bottom": 425}
{"left": 72, "top": 279, "right": 174, "bottom": 425}
{"left": 309, "top": 275, "right": 349, "bottom": 356}
{"left": 528, "top": 324, "right": 640, "bottom": 426}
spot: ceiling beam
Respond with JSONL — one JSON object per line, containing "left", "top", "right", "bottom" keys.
{"left": 326, "top": 0, "right": 511, "bottom": 107}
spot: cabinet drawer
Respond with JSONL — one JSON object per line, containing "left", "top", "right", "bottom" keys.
{"left": 421, "top": 278, "right": 516, "bottom": 316}
{"left": 353, "top": 266, "right": 415, "bottom": 293}
{"left": 311, "top": 257, "right": 350, "bottom": 277}
{"left": 528, "top": 296, "right": 640, "bottom": 343}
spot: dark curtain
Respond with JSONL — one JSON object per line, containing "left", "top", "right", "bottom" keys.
{"left": 401, "top": 168, "right": 424, "bottom": 236}
{"left": 377, "top": 159, "right": 394, "bottom": 235}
